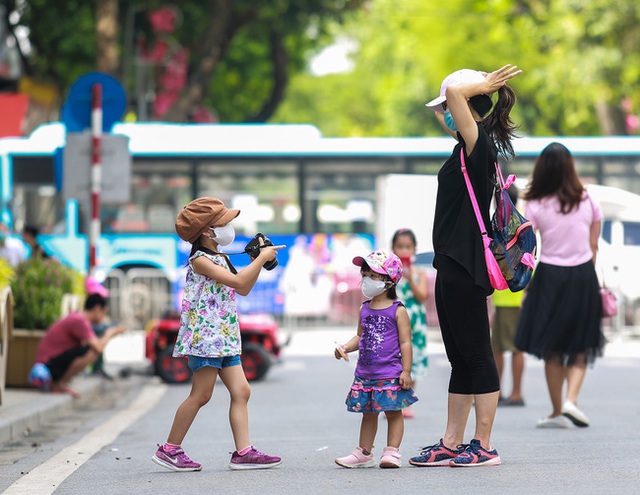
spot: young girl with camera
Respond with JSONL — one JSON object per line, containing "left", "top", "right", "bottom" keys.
{"left": 152, "top": 197, "right": 284, "bottom": 472}
{"left": 334, "top": 249, "right": 418, "bottom": 469}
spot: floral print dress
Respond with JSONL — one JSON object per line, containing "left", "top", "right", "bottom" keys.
{"left": 173, "top": 251, "right": 241, "bottom": 358}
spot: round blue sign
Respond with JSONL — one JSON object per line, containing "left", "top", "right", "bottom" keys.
{"left": 63, "top": 72, "right": 127, "bottom": 132}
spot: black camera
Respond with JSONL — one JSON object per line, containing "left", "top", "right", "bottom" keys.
{"left": 244, "top": 233, "right": 278, "bottom": 270}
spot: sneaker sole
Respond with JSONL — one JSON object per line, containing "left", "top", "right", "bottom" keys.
{"left": 379, "top": 461, "right": 401, "bottom": 468}
{"left": 229, "top": 460, "right": 283, "bottom": 470}
{"left": 335, "top": 459, "right": 376, "bottom": 469}
{"left": 536, "top": 417, "right": 571, "bottom": 429}
{"left": 562, "top": 412, "right": 589, "bottom": 427}
{"left": 408, "top": 458, "right": 454, "bottom": 467}
{"left": 450, "top": 456, "right": 502, "bottom": 467}
{"left": 151, "top": 454, "right": 202, "bottom": 472}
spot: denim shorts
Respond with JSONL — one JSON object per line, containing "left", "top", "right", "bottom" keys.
{"left": 187, "top": 354, "right": 241, "bottom": 372}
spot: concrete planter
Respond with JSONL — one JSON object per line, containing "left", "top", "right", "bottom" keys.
{"left": 6, "top": 329, "right": 42, "bottom": 388}
{"left": 0, "top": 287, "right": 13, "bottom": 403}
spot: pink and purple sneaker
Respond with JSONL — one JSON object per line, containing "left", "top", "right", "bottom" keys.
{"left": 229, "top": 447, "right": 282, "bottom": 470}
{"left": 152, "top": 444, "right": 202, "bottom": 472}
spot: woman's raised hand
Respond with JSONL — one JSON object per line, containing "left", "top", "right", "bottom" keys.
{"left": 484, "top": 64, "right": 522, "bottom": 91}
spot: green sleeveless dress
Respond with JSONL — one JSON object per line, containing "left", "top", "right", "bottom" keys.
{"left": 397, "top": 273, "right": 429, "bottom": 378}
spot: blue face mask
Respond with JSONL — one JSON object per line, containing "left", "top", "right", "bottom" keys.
{"left": 444, "top": 110, "right": 457, "bottom": 132}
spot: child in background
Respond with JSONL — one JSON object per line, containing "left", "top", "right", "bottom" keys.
{"left": 492, "top": 289, "right": 525, "bottom": 406}
{"left": 391, "top": 229, "right": 429, "bottom": 418}
{"left": 334, "top": 250, "right": 418, "bottom": 469}
{"left": 152, "top": 197, "right": 284, "bottom": 472}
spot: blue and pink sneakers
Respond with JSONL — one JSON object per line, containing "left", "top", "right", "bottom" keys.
{"left": 409, "top": 438, "right": 501, "bottom": 467}
{"left": 409, "top": 439, "right": 464, "bottom": 466}
{"left": 449, "top": 439, "right": 501, "bottom": 467}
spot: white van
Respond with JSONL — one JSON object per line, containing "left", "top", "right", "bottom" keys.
{"left": 587, "top": 185, "right": 640, "bottom": 323}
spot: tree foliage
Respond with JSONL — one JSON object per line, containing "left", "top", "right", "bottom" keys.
{"left": 6, "top": 0, "right": 365, "bottom": 122}
{"left": 274, "top": 0, "right": 640, "bottom": 136}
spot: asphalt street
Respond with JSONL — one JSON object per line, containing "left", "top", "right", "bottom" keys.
{"left": 1, "top": 328, "right": 639, "bottom": 495}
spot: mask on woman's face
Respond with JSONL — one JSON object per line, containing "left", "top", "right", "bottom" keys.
{"left": 210, "top": 223, "right": 235, "bottom": 246}
{"left": 444, "top": 110, "right": 458, "bottom": 132}
{"left": 361, "top": 276, "right": 388, "bottom": 298}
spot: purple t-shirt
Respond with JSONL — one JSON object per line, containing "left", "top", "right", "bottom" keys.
{"left": 355, "top": 300, "right": 404, "bottom": 380}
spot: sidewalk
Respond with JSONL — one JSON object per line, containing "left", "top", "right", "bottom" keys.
{"left": 0, "top": 363, "right": 150, "bottom": 446}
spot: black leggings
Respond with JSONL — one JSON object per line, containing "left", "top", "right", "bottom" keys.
{"left": 435, "top": 256, "right": 500, "bottom": 395}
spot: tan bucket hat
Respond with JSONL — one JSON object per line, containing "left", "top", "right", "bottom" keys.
{"left": 175, "top": 197, "right": 240, "bottom": 243}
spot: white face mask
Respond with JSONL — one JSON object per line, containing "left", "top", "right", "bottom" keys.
{"left": 210, "top": 223, "right": 235, "bottom": 246}
{"left": 361, "top": 276, "right": 388, "bottom": 299}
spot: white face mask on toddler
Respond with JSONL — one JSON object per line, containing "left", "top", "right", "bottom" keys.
{"left": 210, "top": 223, "right": 235, "bottom": 246}
{"left": 361, "top": 276, "right": 388, "bottom": 298}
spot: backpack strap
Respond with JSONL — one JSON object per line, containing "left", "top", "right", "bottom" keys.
{"left": 460, "top": 148, "right": 490, "bottom": 239}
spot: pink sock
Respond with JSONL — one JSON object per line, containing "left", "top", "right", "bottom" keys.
{"left": 164, "top": 442, "right": 180, "bottom": 451}
{"left": 238, "top": 446, "right": 252, "bottom": 456}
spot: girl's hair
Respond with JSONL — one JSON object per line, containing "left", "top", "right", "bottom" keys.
{"left": 360, "top": 266, "right": 398, "bottom": 300}
{"left": 524, "top": 142, "right": 585, "bottom": 213}
{"left": 385, "top": 283, "right": 397, "bottom": 300}
{"left": 188, "top": 237, "right": 204, "bottom": 260}
{"left": 391, "top": 228, "right": 417, "bottom": 249}
{"left": 479, "top": 85, "right": 519, "bottom": 160}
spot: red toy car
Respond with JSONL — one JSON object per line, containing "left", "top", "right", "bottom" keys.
{"left": 145, "top": 312, "right": 284, "bottom": 383}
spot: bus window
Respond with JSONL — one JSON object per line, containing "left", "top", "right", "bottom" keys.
{"left": 197, "top": 160, "right": 298, "bottom": 235}
{"left": 105, "top": 160, "right": 192, "bottom": 233}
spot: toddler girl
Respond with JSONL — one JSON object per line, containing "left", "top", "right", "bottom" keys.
{"left": 335, "top": 249, "right": 418, "bottom": 468}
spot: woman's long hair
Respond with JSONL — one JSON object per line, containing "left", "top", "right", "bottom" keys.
{"left": 477, "top": 85, "right": 519, "bottom": 160}
{"left": 524, "top": 142, "right": 585, "bottom": 213}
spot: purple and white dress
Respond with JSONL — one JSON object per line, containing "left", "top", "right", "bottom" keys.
{"left": 345, "top": 300, "right": 419, "bottom": 413}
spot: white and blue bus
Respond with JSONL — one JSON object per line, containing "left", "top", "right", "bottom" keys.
{"left": 2, "top": 122, "right": 640, "bottom": 328}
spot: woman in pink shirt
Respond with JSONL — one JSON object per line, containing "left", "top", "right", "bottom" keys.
{"left": 515, "top": 142, "right": 605, "bottom": 429}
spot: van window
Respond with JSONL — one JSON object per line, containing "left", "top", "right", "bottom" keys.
{"left": 623, "top": 222, "right": 640, "bottom": 246}
{"left": 602, "top": 221, "right": 612, "bottom": 244}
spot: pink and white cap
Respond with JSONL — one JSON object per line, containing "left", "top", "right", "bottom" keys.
{"left": 353, "top": 249, "right": 403, "bottom": 284}
{"left": 425, "top": 69, "right": 486, "bottom": 112}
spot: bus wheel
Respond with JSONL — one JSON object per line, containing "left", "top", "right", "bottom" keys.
{"left": 241, "top": 342, "right": 271, "bottom": 382}
{"left": 155, "top": 345, "right": 192, "bottom": 384}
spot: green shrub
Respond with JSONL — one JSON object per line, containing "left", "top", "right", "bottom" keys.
{"left": 10, "top": 257, "right": 82, "bottom": 330}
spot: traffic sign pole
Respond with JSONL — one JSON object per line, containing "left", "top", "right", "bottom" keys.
{"left": 89, "top": 83, "right": 102, "bottom": 276}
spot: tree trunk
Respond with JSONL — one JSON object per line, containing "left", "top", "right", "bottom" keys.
{"left": 595, "top": 100, "right": 626, "bottom": 135}
{"left": 161, "top": 0, "right": 257, "bottom": 122}
{"left": 245, "top": 31, "right": 288, "bottom": 123}
{"left": 96, "top": 0, "right": 119, "bottom": 76}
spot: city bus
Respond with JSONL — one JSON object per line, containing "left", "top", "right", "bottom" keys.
{"left": 2, "top": 122, "right": 640, "bottom": 328}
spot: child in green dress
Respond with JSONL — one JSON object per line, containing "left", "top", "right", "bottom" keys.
{"left": 391, "top": 229, "right": 429, "bottom": 418}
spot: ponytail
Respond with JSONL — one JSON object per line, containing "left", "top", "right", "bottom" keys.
{"left": 483, "top": 85, "right": 519, "bottom": 160}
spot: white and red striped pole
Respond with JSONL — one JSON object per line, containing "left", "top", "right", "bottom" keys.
{"left": 89, "top": 83, "right": 103, "bottom": 276}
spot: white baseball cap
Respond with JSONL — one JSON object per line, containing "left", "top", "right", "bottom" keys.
{"left": 425, "top": 69, "right": 486, "bottom": 112}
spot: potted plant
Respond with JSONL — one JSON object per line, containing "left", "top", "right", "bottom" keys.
{"left": 6, "top": 257, "right": 84, "bottom": 387}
